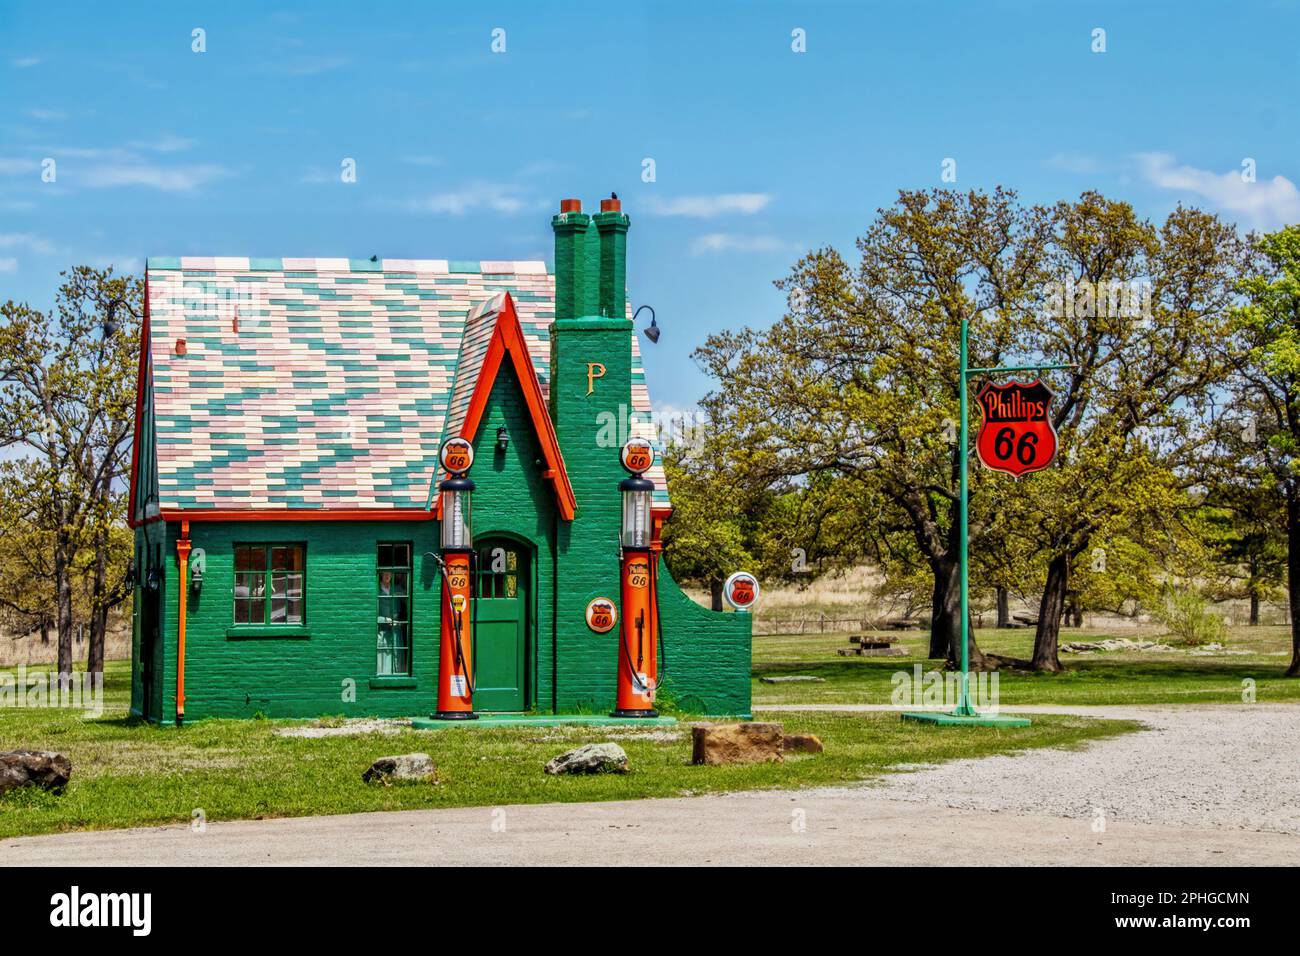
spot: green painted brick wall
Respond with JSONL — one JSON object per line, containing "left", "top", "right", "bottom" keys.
{"left": 549, "top": 316, "right": 633, "bottom": 711}
{"left": 158, "top": 518, "right": 442, "bottom": 722}
{"left": 653, "top": 558, "right": 752, "bottom": 716}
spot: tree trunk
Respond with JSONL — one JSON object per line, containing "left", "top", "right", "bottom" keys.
{"left": 709, "top": 578, "right": 723, "bottom": 612}
{"left": 995, "top": 586, "right": 1010, "bottom": 629}
{"left": 1032, "top": 552, "right": 1069, "bottom": 673}
{"left": 1286, "top": 489, "right": 1300, "bottom": 677}
{"left": 54, "top": 530, "right": 75, "bottom": 691}
{"left": 929, "top": 557, "right": 986, "bottom": 668}
{"left": 87, "top": 495, "right": 109, "bottom": 678}
{"left": 39, "top": 616, "right": 50, "bottom": 645}
{"left": 1247, "top": 553, "right": 1261, "bottom": 626}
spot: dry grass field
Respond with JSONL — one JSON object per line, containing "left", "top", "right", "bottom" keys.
{"left": 0, "top": 623, "right": 131, "bottom": 669}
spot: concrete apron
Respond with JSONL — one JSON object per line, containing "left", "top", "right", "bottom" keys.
{"left": 409, "top": 714, "right": 678, "bottom": 729}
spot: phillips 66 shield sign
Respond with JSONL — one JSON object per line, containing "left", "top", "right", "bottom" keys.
{"left": 975, "top": 380, "right": 1058, "bottom": 477}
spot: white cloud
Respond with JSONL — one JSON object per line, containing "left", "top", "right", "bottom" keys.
{"left": 689, "top": 232, "right": 799, "bottom": 256}
{"left": 0, "top": 157, "right": 39, "bottom": 175}
{"left": 81, "top": 162, "right": 231, "bottom": 192}
{"left": 645, "top": 193, "right": 772, "bottom": 218}
{"left": 1137, "top": 152, "right": 1300, "bottom": 229}
{"left": 299, "top": 166, "right": 336, "bottom": 185}
{"left": 11, "top": 57, "right": 42, "bottom": 68}
{"left": 0, "top": 257, "right": 17, "bottom": 273}
{"left": 24, "top": 108, "right": 66, "bottom": 122}
{"left": 401, "top": 182, "right": 545, "bottom": 216}
{"left": 0, "top": 233, "right": 56, "bottom": 255}
{"left": 1, "top": 144, "right": 230, "bottom": 192}
{"left": 129, "top": 134, "right": 195, "bottom": 153}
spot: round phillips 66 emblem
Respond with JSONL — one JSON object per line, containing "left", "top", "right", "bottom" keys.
{"left": 723, "top": 571, "right": 760, "bottom": 610}
{"left": 585, "top": 597, "right": 618, "bottom": 634}
{"left": 620, "top": 438, "right": 655, "bottom": 475}
{"left": 440, "top": 437, "right": 474, "bottom": 475}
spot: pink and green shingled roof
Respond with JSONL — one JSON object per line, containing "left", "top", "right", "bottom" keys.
{"left": 143, "top": 257, "right": 667, "bottom": 512}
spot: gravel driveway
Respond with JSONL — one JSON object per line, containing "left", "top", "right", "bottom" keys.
{"left": 762, "top": 703, "right": 1300, "bottom": 834}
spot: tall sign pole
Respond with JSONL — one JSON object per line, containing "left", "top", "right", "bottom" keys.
{"left": 957, "top": 316, "right": 974, "bottom": 716}
{"left": 903, "top": 318, "right": 1071, "bottom": 728}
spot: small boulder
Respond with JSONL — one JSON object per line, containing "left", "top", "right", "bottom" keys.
{"left": 545, "top": 742, "right": 629, "bottom": 775}
{"left": 362, "top": 752, "right": 437, "bottom": 784}
{"left": 0, "top": 750, "right": 72, "bottom": 796}
{"left": 691, "top": 722, "right": 785, "bottom": 766}
{"left": 782, "top": 733, "right": 824, "bottom": 755}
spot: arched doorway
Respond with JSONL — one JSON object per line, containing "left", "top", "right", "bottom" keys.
{"left": 473, "top": 536, "right": 531, "bottom": 712}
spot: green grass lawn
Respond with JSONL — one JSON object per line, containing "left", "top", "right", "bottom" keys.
{"left": 0, "top": 661, "right": 1136, "bottom": 839}
{"left": 754, "top": 625, "right": 1300, "bottom": 707}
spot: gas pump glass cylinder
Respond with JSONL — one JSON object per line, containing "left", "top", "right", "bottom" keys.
{"left": 620, "top": 478, "right": 653, "bottom": 550}
{"left": 440, "top": 479, "right": 474, "bottom": 550}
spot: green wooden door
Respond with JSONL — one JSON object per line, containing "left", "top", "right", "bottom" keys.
{"left": 473, "top": 539, "right": 528, "bottom": 712}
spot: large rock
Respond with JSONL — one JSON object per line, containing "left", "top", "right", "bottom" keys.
{"left": 691, "top": 722, "right": 785, "bottom": 766}
{"left": 545, "top": 743, "right": 629, "bottom": 775}
{"left": 0, "top": 750, "right": 72, "bottom": 796}
{"left": 362, "top": 752, "right": 437, "bottom": 784}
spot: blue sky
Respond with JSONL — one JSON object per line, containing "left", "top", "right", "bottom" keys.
{"left": 2, "top": 0, "right": 1298, "bottom": 409}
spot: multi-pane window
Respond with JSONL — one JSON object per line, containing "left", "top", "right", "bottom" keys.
{"left": 233, "top": 545, "right": 305, "bottom": 625}
{"left": 376, "top": 543, "right": 412, "bottom": 676}
{"left": 477, "top": 545, "right": 518, "bottom": 599}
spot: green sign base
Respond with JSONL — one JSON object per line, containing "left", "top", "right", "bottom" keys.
{"left": 901, "top": 711, "right": 1032, "bottom": 728}
{"left": 410, "top": 714, "right": 679, "bottom": 730}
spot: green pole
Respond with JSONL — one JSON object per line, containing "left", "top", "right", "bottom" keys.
{"left": 957, "top": 317, "right": 973, "bottom": 716}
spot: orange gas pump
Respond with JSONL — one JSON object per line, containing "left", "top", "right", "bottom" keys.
{"left": 435, "top": 439, "right": 478, "bottom": 720}
{"left": 613, "top": 439, "right": 659, "bottom": 718}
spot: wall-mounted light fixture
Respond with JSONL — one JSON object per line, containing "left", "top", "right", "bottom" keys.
{"left": 496, "top": 425, "right": 510, "bottom": 453}
{"left": 633, "top": 305, "right": 659, "bottom": 344}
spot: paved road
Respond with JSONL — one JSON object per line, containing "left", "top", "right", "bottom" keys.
{"left": 5, "top": 704, "right": 1298, "bottom": 866}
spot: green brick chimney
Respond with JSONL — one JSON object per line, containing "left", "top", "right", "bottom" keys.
{"left": 549, "top": 197, "right": 634, "bottom": 710}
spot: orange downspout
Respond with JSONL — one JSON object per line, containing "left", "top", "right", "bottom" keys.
{"left": 176, "top": 521, "right": 191, "bottom": 725}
